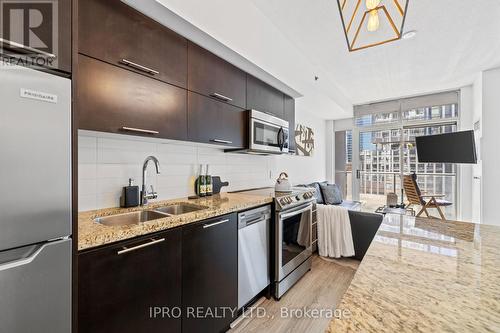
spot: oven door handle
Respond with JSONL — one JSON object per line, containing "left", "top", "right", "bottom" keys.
{"left": 279, "top": 204, "right": 312, "bottom": 220}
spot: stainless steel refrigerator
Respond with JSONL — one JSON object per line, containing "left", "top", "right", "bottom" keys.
{"left": 0, "top": 62, "right": 72, "bottom": 332}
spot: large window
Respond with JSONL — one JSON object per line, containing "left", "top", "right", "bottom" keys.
{"left": 351, "top": 91, "right": 460, "bottom": 219}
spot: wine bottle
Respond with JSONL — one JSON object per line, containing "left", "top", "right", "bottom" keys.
{"left": 205, "top": 164, "right": 213, "bottom": 196}
{"left": 197, "top": 164, "right": 206, "bottom": 197}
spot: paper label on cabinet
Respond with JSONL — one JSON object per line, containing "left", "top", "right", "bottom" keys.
{"left": 20, "top": 89, "right": 58, "bottom": 103}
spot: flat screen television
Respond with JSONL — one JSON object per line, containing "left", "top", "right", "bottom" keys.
{"left": 415, "top": 130, "right": 477, "bottom": 164}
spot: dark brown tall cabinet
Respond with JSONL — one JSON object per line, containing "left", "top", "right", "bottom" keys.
{"left": 78, "top": 229, "right": 182, "bottom": 333}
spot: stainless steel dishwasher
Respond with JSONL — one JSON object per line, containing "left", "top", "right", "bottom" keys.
{"left": 238, "top": 205, "right": 271, "bottom": 309}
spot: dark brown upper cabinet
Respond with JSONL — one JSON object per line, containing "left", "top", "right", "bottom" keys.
{"left": 188, "top": 42, "right": 246, "bottom": 109}
{"left": 247, "top": 75, "right": 285, "bottom": 119}
{"left": 76, "top": 55, "right": 187, "bottom": 140}
{"left": 78, "top": 0, "right": 187, "bottom": 88}
{"left": 187, "top": 92, "right": 247, "bottom": 148}
{"left": 78, "top": 228, "right": 182, "bottom": 333}
{"left": 0, "top": 0, "right": 71, "bottom": 73}
{"left": 284, "top": 94, "right": 296, "bottom": 153}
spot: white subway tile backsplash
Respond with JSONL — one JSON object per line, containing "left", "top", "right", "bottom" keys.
{"left": 96, "top": 164, "right": 142, "bottom": 180}
{"left": 78, "top": 132, "right": 276, "bottom": 211}
{"left": 98, "top": 137, "right": 156, "bottom": 152}
{"left": 97, "top": 177, "right": 132, "bottom": 195}
{"left": 157, "top": 142, "right": 197, "bottom": 155}
{"left": 78, "top": 164, "right": 97, "bottom": 180}
{"left": 96, "top": 193, "right": 121, "bottom": 210}
{"left": 155, "top": 152, "right": 197, "bottom": 165}
{"left": 161, "top": 164, "right": 197, "bottom": 176}
{"left": 78, "top": 179, "right": 97, "bottom": 196}
{"left": 156, "top": 174, "right": 193, "bottom": 188}
{"left": 79, "top": 135, "right": 97, "bottom": 149}
{"left": 78, "top": 194, "right": 97, "bottom": 212}
{"left": 78, "top": 147, "right": 97, "bottom": 164}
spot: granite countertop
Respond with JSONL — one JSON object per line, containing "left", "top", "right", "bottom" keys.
{"left": 328, "top": 214, "right": 500, "bottom": 332}
{"left": 78, "top": 192, "right": 273, "bottom": 251}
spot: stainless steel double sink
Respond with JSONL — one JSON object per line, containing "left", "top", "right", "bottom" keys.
{"left": 94, "top": 204, "right": 208, "bottom": 227}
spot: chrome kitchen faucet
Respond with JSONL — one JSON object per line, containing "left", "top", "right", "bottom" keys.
{"left": 141, "top": 156, "right": 161, "bottom": 205}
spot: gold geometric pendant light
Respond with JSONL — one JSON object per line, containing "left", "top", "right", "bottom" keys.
{"left": 337, "top": 0, "right": 410, "bottom": 51}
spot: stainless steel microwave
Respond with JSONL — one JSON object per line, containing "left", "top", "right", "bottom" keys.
{"left": 228, "top": 110, "right": 289, "bottom": 155}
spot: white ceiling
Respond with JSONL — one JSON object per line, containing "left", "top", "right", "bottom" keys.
{"left": 250, "top": 0, "right": 500, "bottom": 104}
{"left": 128, "top": 0, "right": 500, "bottom": 119}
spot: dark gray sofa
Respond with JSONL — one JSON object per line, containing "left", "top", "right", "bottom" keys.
{"left": 299, "top": 182, "right": 383, "bottom": 261}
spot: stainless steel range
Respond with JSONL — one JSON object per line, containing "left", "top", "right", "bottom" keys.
{"left": 235, "top": 187, "right": 316, "bottom": 299}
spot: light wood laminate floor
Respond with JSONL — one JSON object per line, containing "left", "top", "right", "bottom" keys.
{"left": 229, "top": 255, "right": 358, "bottom": 333}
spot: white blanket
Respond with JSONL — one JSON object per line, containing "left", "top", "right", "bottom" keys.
{"left": 317, "top": 204, "right": 355, "bottom": 258}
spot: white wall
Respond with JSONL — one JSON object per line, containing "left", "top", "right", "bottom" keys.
{"left": 481, "top": 67, "right": 500, "bottom": 226}
{"left": 78, "top": 106, "right": 328, "bottom": 211}
{"left": 458, "top": 86, "right": 473, "bottom": 221}
{"left": 274, "top": 102, "right": 328, "bottom": 185}
{"left": 471, "top": 74, "right": 483, "bottom": 223}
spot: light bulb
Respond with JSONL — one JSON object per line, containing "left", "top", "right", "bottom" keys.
{"left": 366, "top": 0, "right": 381, "bottom": 10}
{"left": 367, "top": 10, "right": 380, "bottom": 32}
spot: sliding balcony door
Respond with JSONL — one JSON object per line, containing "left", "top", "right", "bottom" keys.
{"left": 358, "top": 127, "right": 403, "bottom": 212}
{"left": 350, "top": 93, "right": 460, "bottom": 219}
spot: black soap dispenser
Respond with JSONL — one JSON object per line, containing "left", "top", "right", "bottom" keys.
{"left": 120, "top": 178, "right": 139, "bottom": 208}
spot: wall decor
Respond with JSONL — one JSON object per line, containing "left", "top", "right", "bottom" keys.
{"left": 295, "top": 124, "right": 315, "bottom": 156}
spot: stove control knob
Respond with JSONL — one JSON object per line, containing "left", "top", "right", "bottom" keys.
{"left": 280, "top": 198, "right": 287, "bottom": 206}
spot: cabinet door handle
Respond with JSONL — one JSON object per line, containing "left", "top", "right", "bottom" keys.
{"left": 211, "top": 139, "right": 233, "bottom": 144}
{"left": 120, "top": 59, "right": 159, "bottom": 75}
{"left": 117, "top": 238, "right": 165, "bottom": 255}
{"left": 122, "top": 127, "right": 159, "bottom": 135}
{"left": 210, "top": 93, "right": 233, "bottom": 102}
{"left": 0, "top": 37, "right": 56, "bottom": 58}
{"left": 203, "top": 219, "right": 229, "bottom": 229}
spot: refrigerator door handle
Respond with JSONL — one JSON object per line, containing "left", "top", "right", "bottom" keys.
{"left": 0, "top": 243, "right": 46, "bottom": 272}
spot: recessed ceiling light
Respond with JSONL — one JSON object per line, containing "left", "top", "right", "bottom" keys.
{"left": 402, "top": 30, "right": 417, "bottom": 40}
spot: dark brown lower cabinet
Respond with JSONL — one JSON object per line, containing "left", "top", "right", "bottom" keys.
{"left": 182, "top": 213, "right": 238, "bottom": 333}
{"left": 188, "top": 91, "right": 247, "bottom": 148}
{"left": 78, "top": 229, "right": 182, "bottom": 333}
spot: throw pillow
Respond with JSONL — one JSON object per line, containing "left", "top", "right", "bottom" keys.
{"left": 320, "top": 184, "right": 343, "bottom": 205}
{"left": 308, "top": 182, "right": 327, "bottom": 204}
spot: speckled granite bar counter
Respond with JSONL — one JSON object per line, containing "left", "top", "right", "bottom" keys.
{"left": 328, "top": 214, "right": 500, "bottom": 332}
{"left": 78, "top": 193, "right": 273, "bottom": 251}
